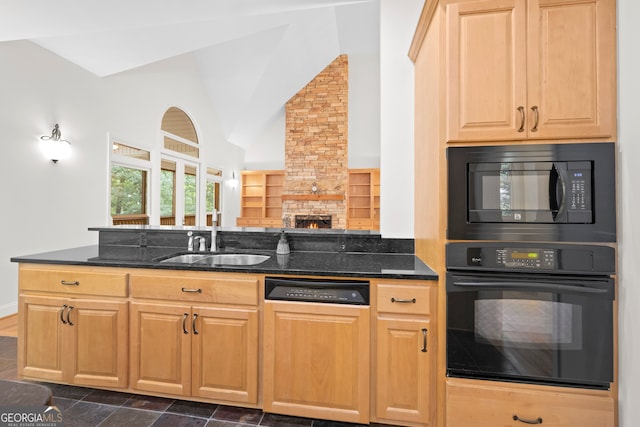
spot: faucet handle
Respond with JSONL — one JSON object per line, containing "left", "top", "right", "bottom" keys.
{"left": 187, "top": 231, "right": 194, "bottom": 251}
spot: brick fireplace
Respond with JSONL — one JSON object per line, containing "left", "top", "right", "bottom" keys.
{"left": 283, "top": 55, "right": 348, "bottom": 229}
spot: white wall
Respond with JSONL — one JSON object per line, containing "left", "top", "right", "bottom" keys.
{"left": 379, "top": 0, "right": 423, "bottom": 238}
{"left": 0, "top": 41, "right": 243, "bottom": 317}
{"left": 617, "top": 0, "right": 639, "bottom": 425}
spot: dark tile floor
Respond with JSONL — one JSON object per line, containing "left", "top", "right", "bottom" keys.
{"left": 0, "top": 337, "right": 380, "bottom": 427}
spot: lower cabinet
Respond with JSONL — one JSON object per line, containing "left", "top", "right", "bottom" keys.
{"left": 18, "top": 265, "right": 129, "bottom": 389}
{"left": 130, "top": 302, "right": 258, "bottom": 403}
{"left": 20, "top": 295, "right": 128, "bottom": 388}
{"left": 263, "top": 300, "right": 370, "bottom": 424}
{"left": 374, "top": 280, "right": 436, "bottom": 426}
{"left": 129, "top": 271, "right": 260, "bottom": 405}
{"left": 446, "top": 378, "right": 615, "bottom": 427}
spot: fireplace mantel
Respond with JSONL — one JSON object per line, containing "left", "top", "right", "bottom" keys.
{"left": 281, "top": 194, "right": 345, "bottom": 201}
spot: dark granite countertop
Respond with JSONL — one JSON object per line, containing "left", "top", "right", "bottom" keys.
{"left": 11, "top": 244, "right": 437, "bottom": 281}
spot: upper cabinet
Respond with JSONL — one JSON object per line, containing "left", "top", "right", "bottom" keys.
{"left": 446, "top": 0, "right": 616, "bottom": 142}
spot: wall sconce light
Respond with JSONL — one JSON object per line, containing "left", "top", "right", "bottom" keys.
{"left": 228, "top": 171, "right": 238, "bottom": 189}
{"left": 40, "top": 124, "right": 71, "bottom": 163}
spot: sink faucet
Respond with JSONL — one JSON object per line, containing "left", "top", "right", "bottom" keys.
{"left": 210, "top": 210, "right": 219, "bottom": 252}
{"left": 194, "top": 236, "right": 206, "bottom": 252}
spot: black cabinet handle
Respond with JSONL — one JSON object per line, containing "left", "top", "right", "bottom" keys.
{"left": 513, "top": 415, "right": 543, "bottom": 424}
{"left": 391, "top": 297, "right": 416, "bottom": 304}
{"left": 182, "top": 313, "right": 189, "bottom": 334}
{"left": 192, "top": 313, "right": 199, "bottom": 335}
{"left": 531, "top": 106, "right": 539, "bottom": 132}
{"left": 61, "top": 280, "right": 80, "bottom": 286}
{"left": 517, "top": 106, "right": 525, "bottom": 132}
{"left": 66, "top": 306, "right": 74, "bottom": 326}
{"left": 60, "top": 304, "right": 68, "bottom": 324}
{"left": 181, "top": 288, "right": 202, "bottom": 293}
{"left": 421, "top": 328, "right": 428, "bottom": 352}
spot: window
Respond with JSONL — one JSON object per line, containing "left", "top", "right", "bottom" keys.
{"left": 109, "top": 107, "right": 226, "bottom": 227}
{"left": 160, "top": 107, "right": 203, "bottom": 226}
{"left": 110, "top": 143, "right": 151, "bottom": 225}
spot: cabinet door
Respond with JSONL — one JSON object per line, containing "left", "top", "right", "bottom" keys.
{"left": 263, "top": 301, "right": 370, "bottom": 424}
{"left": 376, "top": 318, "right": 433, "bottom": 425}
{"left": 68, "top": 299, "right": 128, "bottom": 388}
{"left": 527, "top": 0, "right": 615, "bottom": 139}
{"left": 18, "top": 295, "right": 67, "bottom": 382}
{"left": 446, "top": 0, "right": 527, "bottom": 142}
{"left": 130, "top": 302, "right": 191, "bottom": 396}
{"left": 191, "top": 306, "right": 258, "bottom": 404}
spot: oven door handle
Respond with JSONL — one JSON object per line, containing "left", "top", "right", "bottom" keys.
{"left": 452, "top": 280, "right": 609, "bottom": 294}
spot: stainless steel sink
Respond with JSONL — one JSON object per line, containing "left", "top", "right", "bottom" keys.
{"left": 160, "top": 254, "right": 212, "bottom": 264}
{"left": 198, "top": 254, "right": 270, "bottom": 266}
{"left": 160, "top": 253, "right": 270, "bottom": 266}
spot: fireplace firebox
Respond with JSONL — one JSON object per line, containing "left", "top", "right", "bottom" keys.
{"left": 295, "top": 215, "right": 332, "bottom": 229}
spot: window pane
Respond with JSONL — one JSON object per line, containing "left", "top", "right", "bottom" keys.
{"left": 160, "top": 168, "right": 175, "bottom": 219}
{"left": 184, "top": 172, "right": 197, "bottom": 216}
{"left": 164, "top": 136, "right": 199, "bottom": 158}
{"left": 111, "top": 166, "right": 146, "bottom": 216}
{"left": 112, "top": 143, "right": 150, "bottom": 161}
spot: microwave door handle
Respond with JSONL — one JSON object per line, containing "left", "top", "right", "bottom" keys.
{"left": 452, "top": 280, "right": 609, "bottom": 295}
{"left": 550, "top": 163, "right": 569, "bottom": 220}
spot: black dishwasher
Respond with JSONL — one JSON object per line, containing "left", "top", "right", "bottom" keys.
{"left": 265, "top": 276, "right": 369, "bottom": 305}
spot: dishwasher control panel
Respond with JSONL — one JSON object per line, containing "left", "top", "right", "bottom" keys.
{"left": 265, "top": 277, "right": 369, "bottom": 305}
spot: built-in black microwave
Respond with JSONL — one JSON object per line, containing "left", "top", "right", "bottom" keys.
{"left": 447, "top": 143, "right": 616, "bottom": 242}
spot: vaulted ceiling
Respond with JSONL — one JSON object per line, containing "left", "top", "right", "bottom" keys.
{"left": 1, "top": 0, "right": 380, "bottom": 149}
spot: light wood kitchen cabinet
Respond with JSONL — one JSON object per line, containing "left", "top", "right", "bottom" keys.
{"left": 263, "top": 300, "right": 370, "bottom": 424}
{"left": 129, "top": 271, "right": 260, "bottom": 405}
{"left": 446, "top": 378, "right": 615, "bottom": 427}
{"left": 17, "top": 264, "right": 129, "bottom": 388}
{"left": 347, "top": 168, "right": 380, "bottom": 231}
{"left": 373, "top": 280, "right": 436, "bottom": 426}
{"left": 446, "top": 0, "right": 616, "bottom": 142}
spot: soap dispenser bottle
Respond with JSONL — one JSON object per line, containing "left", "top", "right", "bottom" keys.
{"left": 276, "top": 231, "right": 290, "bottom": 255}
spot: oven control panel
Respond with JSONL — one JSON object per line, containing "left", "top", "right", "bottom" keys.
{"left": 496, "top": 248, "right": 556, "bottom": 269}
{"left": 450, "top": 242, "right": 615, "bottom": 275}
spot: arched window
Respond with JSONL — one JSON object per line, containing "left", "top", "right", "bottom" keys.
{"left": 160, "top": 107, "right": 200, "bottom": 226}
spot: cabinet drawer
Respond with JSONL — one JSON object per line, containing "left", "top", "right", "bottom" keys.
{"left": 130, "top": 272, "right": 259, "bottom": 306}
{"left": 19, "top": 264, "right": 128, "bottom": 297}
{"left": 446, "top": 380, "right": 614, "bottom": 427}
{"left": 377, "top": 284, "right": 430, "bottom": 315}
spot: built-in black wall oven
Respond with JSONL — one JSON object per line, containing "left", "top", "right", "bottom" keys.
{"left": 446, "top": 242, "right": 615, "bottom": 390}
{"left": 447, "top": 142, "right": 616, "bottom": 242}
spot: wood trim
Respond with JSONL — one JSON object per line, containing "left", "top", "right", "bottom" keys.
{"left": 280, "top": 194, "right": 344, "bottom": 201}
{"left": 408, "top": 0, "right": 440, "bottom": 61}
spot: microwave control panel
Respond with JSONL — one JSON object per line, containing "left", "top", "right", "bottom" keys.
{"left": 567, "top": 161, "right": 592, "bottom": 222}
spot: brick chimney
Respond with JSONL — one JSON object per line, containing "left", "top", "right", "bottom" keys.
{"left": 283, "top": 54, "right": 348, "bottom": 229}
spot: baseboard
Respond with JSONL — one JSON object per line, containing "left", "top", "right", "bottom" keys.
{"left": 0, "top": 302, "right": 18, "bottom": 318}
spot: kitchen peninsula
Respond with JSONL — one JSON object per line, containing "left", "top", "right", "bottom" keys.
{"left": 12, "top": 226, "right": 437, "bottom": 426}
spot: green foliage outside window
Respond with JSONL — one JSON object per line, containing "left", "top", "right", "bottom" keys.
{"left": 160, "top": 169, "right": 175, "bottom": 217}
{"left": 184, "top": 173, "right": 197, "bottom": 215}
{"left": 111, "top": 166, "right": 145, "bottom": 215}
